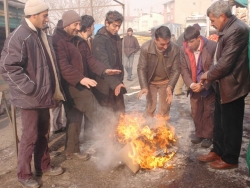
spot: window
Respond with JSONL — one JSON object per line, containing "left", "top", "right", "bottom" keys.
{"left": 142, "top": 20, "right": 148, "bottom": 28}
{"left": 153, "top": 20, "right": 158, "bottom": 26}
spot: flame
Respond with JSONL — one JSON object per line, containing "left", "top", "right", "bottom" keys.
{"left": 116, "top": 113, "right": 177, "bottom": 169}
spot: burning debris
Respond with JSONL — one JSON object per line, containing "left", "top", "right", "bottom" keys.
{"left": 116, "top": 114, "right": 178, "bottom": 173}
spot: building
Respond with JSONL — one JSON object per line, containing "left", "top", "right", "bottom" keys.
{"left": 134, "top": 13, "right": 164, "bottom": 32}
{"left": 163, "top": 0, "right": 212, "bottom": 26}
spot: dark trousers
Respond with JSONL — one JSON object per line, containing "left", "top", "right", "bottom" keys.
{"left": 190, "top": 91, "right": 215, "bottom": 139}
{"left": 64, "top": 86, "right": 101, "bottom": 154}
{"left": 146, "top": 83, "right": 170, "bottom": 117}
{"left": 18, "top": 108, "right": 50, "bottom": 180}
{"left": 211, "top": 88, "right": 246, "bottom": 164}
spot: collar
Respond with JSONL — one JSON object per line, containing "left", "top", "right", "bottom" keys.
{"left": 194, "top": 38, "right": 201, "bottom": 53}
{"left": 25, "top": 18, "right": 38, "bottom": 32}
{"left": 218, "top": 15, "right": 237, "bottom": 37}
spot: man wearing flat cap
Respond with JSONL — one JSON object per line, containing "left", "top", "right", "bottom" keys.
{"left": 52, "top": 10, "right": 121, "bottom": 161}
{"left": 0, "top": 0, "right": 65, "bottom": 187}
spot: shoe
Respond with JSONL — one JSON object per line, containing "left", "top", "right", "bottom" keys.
{"left": 210, "top": 159, "right": 238, "bottom": 169}
{"left": 191, "top": 137, "right": 203, "bottom": 144}
{"left": 127, "top": 78, "right": 133, "bottom": 81}
{"left": 18, "top": 178, "right": 39, "bottom": 188}
{"left": 201, "top": 139, "right": 213, "bottom": 148}
{"left": 198, "top": 152, "right": 221, "bottom": 162}
{"left": 36, "top": 166, "right": 63, "bottom": 176}
{"left": 175, "top": 92, "right": 185, "bottom": 96}
{"left": 66, "top": 152, "right": 91, "bottom": 160}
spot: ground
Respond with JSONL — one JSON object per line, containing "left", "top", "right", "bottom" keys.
{"left": 0, "top": 54, "right": 250, "bottom": 188}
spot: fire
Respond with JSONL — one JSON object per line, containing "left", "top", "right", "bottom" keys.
{"left": 116, "top": 113, "right": 177, "bottom": 169}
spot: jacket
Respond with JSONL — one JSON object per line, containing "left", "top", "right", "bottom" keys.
{"left": 124, "top": 35, "right": 140, "bottom": 57}
{"left": 0, "top": 18, "right": 64, "bottom": 109}
{"left": 207, "top": 15, "right": 250, "bottom": 104}
{"left": 52, "top": 27, "right": 106, "bottom": 98}
{"left": 181, "top": 36, "right": 217, "bottom": 92}
{"left": 92, "top": 27, "right": 124, "bottom": 95}
{"left": 137, "top": 39, "right": 181, "bottom": 90}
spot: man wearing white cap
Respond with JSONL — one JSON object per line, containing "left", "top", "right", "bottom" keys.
{"left": 0, "top": 0, "right": 65, "bottom": 187}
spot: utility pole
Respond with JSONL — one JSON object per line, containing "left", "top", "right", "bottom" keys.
{"left": 90, "top": 0, "right": 93, "bottom": 16}
{"left": 3, "top": 0, "right": 10, "bottom": 37}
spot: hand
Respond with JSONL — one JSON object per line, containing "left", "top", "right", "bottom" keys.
{"left": 200, "top": 71, "right": 208, "bottom": 84}
{"left": 166, "top": 86, "right": 173, "bottom": 104}
{"left": 138, "top": 88, "right": 148, "bottom": 99}
{"left": 80, "top": 77, "right": 97, "bottom": 88}
{"left": 190, "top": 83, "right": 203, "bottom": 92}
{"left": 114, "top": 83, "right": 126, "bottom": 96}
{"left": 105, "top": 69, "right": 121, "bottom": 75}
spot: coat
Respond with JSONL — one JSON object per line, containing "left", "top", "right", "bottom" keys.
{"left": 0, "top": 18, "right": 64, "bottom": 109}
{"left": 207, "top": 15, "right": 250, "bottom": 104}
{"left": 124, "top": 35, "right": 140, "bottom": 57}
{"left": 137, "top": 39, "right": 181, "bottom": 90}
{"left": 92, "top": 27, "right": 124, "bottom": 95}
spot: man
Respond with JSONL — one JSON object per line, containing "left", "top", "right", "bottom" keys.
{"left": 92, "top": 11, "right": 126, "bottom": 114}
{"left": 0, "top": 0, "right": 64, "bottom": 187}
{"left": 181, "top": 26, "right": 216, "bottom": 148}
{"left": 52, "top": 10, "right": 120, "bottom": 160}
{"left": 171, "top": 34, "right": 177, "bottom": 43}
{"left": 78, "top": 15, "right": 95, "bottom": 51}
{"left": 199, "top": 1, "right": 249, "bottom": 169}
{"left": 137, "top": 26, "right": 180, "bottom": 117}
{"left": 123, "top": 28, "right": 140, "bottom": 81}
{"left": 174, "top": 23, "right": 202, "bottom": 96}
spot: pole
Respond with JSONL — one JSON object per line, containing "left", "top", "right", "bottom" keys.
{"left": 3, "top": 0, "right": 10, "bottom": 37}
{"left": 90, "top": 0, "right": 93, "bottom": 16}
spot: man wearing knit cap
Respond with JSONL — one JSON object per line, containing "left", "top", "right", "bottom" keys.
{"left": 52, "top": 10, "right": 121, "bottom": 160}
{"left": 0, "top": 0, "right": 64, "bottom": 187}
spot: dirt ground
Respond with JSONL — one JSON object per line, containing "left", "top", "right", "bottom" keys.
{"left": 0, "top": 54, "right": 250, "bottom": 188}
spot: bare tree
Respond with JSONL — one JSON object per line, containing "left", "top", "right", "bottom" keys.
{"left": 44, "top": 0, "right": 112, "bottom": 31}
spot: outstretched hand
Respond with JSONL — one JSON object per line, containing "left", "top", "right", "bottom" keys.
{"left": 115, "top": 83, "right": 126, "bottom": 96}
{"left": 138, "top": 88, "right": 148, "bottom": 99}
{"left": 80, "top": 77, "right": 97, "bottom": 88}
{"left": 105, "top": 69, "right": 121, "bottom": 75}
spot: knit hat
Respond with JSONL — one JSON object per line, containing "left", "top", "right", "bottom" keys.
{"left": 62, "top": 10, "right": 81, "bottom": 27}
{"left": 24, "top": 0, "right": 49, "bottom": 16}
{"left": 127, "top": 28, "right": 133, "bottom": 32}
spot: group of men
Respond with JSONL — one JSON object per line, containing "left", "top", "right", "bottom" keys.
{"left": 137, "top": 0, "right": 249, "bottom": 172}
{"left": 0, "top": 0, "right": 249, "bottom": 187}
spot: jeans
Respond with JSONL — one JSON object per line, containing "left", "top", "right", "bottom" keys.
{"left": 124, "top": 54, "right": 134, "bottom": 79}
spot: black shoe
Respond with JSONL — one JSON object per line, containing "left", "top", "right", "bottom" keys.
{"left": 191, "top": 137, "right": 203, "bottom": 144}
{"left": 36, "top": 166, "right": 63, "bottom": 176}
{"left": 201, "top": 139, "right": 213, "bottom": 148}
{"left": 18, "top": 178, "right": 39, "bottom": 188}
{"left": 127, "top": 78, "right": 133, "bottom": 81}
{"left": 175, "top": 92, "right": 185, "bottom": 96}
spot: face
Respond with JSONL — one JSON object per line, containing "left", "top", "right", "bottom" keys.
{"left": 127, "top": 31, "right": 132, "bottom": 36}
{"left": 105, "top": 21, "right": 122, "bottom": 35}
{"left": 30, "top": 10, "right": 49, "bottom": 29}
{"left": 64, "top": 21, "right": 81, "bottom": 36}
{"left": 154, "top": 37, "right": 171, "bottom": 52}
{"left": 208, "top": 13, "right": 227, "bottom": 32}
{"left": 186, "top": 37, "right": 200, "bottom": 51}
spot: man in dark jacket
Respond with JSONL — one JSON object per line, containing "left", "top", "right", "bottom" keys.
{"left": 137, "top": 26, "right": 180, "bottom": 117}
{"left": 123, "top": 28, "right": 140, "bottom": 81}
{"left": 52, "top": 10, "right": 120, "bottom": 160}
{"left": 199, "top": 1, "right": 250, "bottom": 169}
{"left": 181, "top": 26, "right": 216, "bottom": 148}
{"left": 0, "top": 0, "right": 65, "bottom": 187}
{"left": 92, "top": 11, "right": 126, "bottom": 114}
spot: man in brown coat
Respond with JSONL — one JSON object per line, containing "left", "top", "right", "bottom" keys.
{"left": 181, "top": 26, "right": 216, "bottom": 148}
{"left": 123, "top": 28, "right": 140, "bottom": 81}
{"left": 137, "top": 26, "right": 180, "bottom": 117}
{"left": 199, "top": 1, "right": 249, "bottom": 169}
{"left": 52, "top": 10, "right": 120, "bottom": 160}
